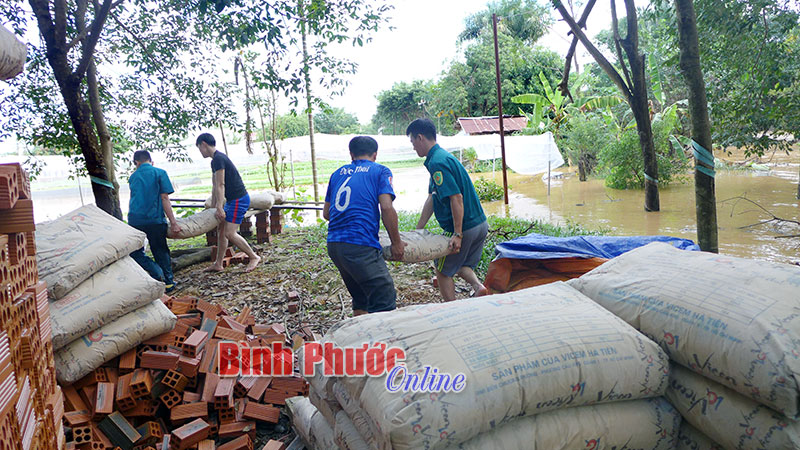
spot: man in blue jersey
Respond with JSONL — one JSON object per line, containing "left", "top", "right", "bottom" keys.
{"left": 408, "top": 118, "right": 488, "bottom": 301}
{"left": 128, "top": 150, "right": 182, "bottom": 292}
{"left": 323, "top": 136, "right": 406, "bottom": 316}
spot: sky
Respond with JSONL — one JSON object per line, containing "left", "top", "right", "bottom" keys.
{"left": 321, "top": 0, "right": 647, "bottom": 123}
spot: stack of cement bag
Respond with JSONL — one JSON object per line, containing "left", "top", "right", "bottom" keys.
{"left": 169, "top": 190, "right": 288, "bottom": 239}
{"left": 34, "top": 204, "right": 176, "bottom": 384}
{"left": 298, "top": 281, "right": 681, "bottom": 449}
{"left": 569, "top": 242, "right": 800, "bottom": 450}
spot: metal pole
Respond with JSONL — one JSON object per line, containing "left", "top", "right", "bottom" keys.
{"left": 492, "top": 13, "right": 509, "bottom": 205}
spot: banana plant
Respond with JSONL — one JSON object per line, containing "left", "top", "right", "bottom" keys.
{"left": 512, "top": 71, "right": 623, "bottom": 138}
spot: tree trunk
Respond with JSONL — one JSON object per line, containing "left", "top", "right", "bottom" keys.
{"left": 87, "top": 58, "right": 121, "bottom": 216}
{"left": 618, "top": 2, "right": 659, "bottom": 212}
{"left": 578, "top": 158, "right": 587, "bottom": 181}
{"left": 552, "top": 0, "right": 659, "bottom": 211}
{"left": 675, "top": 0, "right": 717, "bottom": 251}
{"left": 300, "top": 0, "right": 320, "bottom": 209}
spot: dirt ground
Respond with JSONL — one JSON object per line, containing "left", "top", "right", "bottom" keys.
{"left": 172, "top": 227, "right": 475, "bottom": 337}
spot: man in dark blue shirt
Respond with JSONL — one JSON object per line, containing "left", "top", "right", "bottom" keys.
{"left": 324, "top": 136, "right": 406, "bottom": 316}
{"left": 196, "top": 133, "right": 261, "bottom": 273}
{"left": 128, "top": 150, "right": 181, "bottom": 292}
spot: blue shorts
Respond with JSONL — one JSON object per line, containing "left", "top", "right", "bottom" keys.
{"left": 224, "top": 194, "right": 250, "bottom": 224}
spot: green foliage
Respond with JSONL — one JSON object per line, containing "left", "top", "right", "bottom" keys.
{"left": 559, "top": 114, "right": 611, "bottom": 176}
{"left": 599, "top": 118, "right": 689, "bottom": 189}
{"left": 372, "top": 81, "right": 432, "bottom": 134}
{"left": 473, "top": 177, "right": 505, "bottom": 202}
{"left": 459, "top": 0, "right": 553, "bottom": 45}
{"left": 645, "top": 0, "right": 800, "bottom": 155}
{"left": 314, "top": 107, "right": 361, "bottom": 135}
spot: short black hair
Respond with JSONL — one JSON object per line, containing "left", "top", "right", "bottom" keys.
{"left": 349, "top": 136, "right": 378, "bottom": 157}
{"left": 133, "top": 150, "right": 151, "bottom": 163}
{"left": 196, "top": 133, "right": 216, "bottom": 147}
{"left": 406, "top": 118, "right": 436, "bottom": 140}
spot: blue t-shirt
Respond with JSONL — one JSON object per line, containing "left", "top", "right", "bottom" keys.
{"left": 325, "top": 159, "right": 395, "bottom": 249}
{"left": 128, "top": 163, "right": 174, "bottom": 226}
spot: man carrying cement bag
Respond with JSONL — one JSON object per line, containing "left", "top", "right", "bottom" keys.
{"left": 408, "top": 118, "right": 488, "bottom": 300}
{"left": 127, "top": 150, "right": 181, "bottom": 292}
{"left": 196, "top": 133, "right": 261, "bottom": 272}
{"left": 323, "top": 136, "right": 406, "bottom": 316}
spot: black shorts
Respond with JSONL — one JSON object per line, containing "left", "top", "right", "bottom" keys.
{"left": 327, "top": 242, "right": 396, "bottom": 313}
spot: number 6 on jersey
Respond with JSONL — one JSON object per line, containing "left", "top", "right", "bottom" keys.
{"left": 335, "top": 176, "right": 352, "bottom": 211}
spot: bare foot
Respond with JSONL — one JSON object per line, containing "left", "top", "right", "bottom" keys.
{"left": 203, "top": 264, "right": 224, "bottom": 273}
{"left": 244, "top": 255, "right": 261, "bottom": 273}
{"left": 472, "top": 285, "right": 488, "bottom": 297}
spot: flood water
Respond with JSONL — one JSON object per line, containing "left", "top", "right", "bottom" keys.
{"left": 477, "top": 167, "right": 800, "bottom": 265}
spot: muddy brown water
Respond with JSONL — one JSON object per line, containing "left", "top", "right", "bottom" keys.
{"left": 475, "top": 166, "right": 799, "bottom": 265}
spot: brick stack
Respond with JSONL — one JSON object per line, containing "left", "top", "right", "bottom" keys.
{"left": 59, "top": 295, "right": 308, "bottom": 449}
{"left": 0, "top": 162, "right": 64, "bottom": 450}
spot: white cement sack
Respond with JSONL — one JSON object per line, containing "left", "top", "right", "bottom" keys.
{"left": 54, "top": 300, "right": 176, "bottom": 384}
{"left": 332, "top": 382, "right": 385, "bottom": 450}
{"left": 458, "top": 397, "right": 680, "bottom": 450}
{"left": 677, "top": 422, "right": 723, "bottom": 450}
{"left": 167, "top": 209, "right": 220, "bottom": 239}
{"left": 334, "top": 411, "right": 370, "bottom": 450}
{"left": 666, "top": 364, "right": 800, "bottom": 450}
{"left": 314, "top": 281, "right": 669, "bottom": 450}
{"left": 0, "top": 25, "right": 26, "bottom": 80}
{"left": 569, "top": 242, "right": 800, "bottom": 417}
{"left": 379, "top": 229, "right": 451, "bottom": 263}
{"left": 36, "top": 204, "right": 146, "bottom": 299}
{"left": 203, "top": 191, "right": 285, "bottom": 210}
{"left": 309, "top": 387, "right": 341, "bottom": 428}
{"left": 49, "top": 256, "right": 165, "bottom": 350}
{"left": 286, "top": 396, "right": 338, "bottom": 450}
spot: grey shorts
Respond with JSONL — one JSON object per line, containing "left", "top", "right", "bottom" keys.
{"left": 327, "top": 242, "right": 397, "bottom": 313}
{"left": 436, "top": 220, "right": 489, "bottom": 277}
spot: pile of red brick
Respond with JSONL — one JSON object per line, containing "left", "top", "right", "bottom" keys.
{"left": 59, "top": 295, "right": 310, "bottom": 450}
{"left": 0, "top": 162, "right": 65, "bottom": 450}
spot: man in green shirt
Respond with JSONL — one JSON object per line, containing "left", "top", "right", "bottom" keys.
{"left": 407, "top": 118, "right": 488, "bottom": 301}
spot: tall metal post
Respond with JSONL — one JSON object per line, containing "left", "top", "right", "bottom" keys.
{"left": 492, "top": 13, "right": 509, "bottom": 205}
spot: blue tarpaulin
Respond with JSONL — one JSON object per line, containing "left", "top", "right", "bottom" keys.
{"left": 495, "top": 233, "right": 700, "bottom": 261}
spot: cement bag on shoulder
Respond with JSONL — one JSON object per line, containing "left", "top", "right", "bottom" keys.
{"left": 203, "top": 191, "right": 281, "bottom": 210}
{"left": 568, "top": 242, "right": 800, "bottom": 417}
{"left": 318, "top": 282, "right": 669, "bottom": 450}
{"left": 458, "top": 397, "right": 680, "bottom": 450}
{"left": 0, "top": 25, "right": 26, "bottom": 80}
{"left": 379, "top": 229, "right": 451, "bottom": 263}
{"left": 49, "top": 256, "right": 165, "bottom": 350}
{"left": 168, "top": 209, "right": 220, "bottom": 239}
{"left": 286, "top": 396, "right": 338, "bottom": 450}
{"left": 36, "top": 204, "right": 146, "bottom": 299}
{"left": 677, "top": 422, "right": 723, "bottom": 450}
{"left": 54, "top": 300, "right": 176, "bottom": 384}
{"left": 666, "top": 364, "right": 800, "bottom": 450}
{"left": 335, "top": 411, "right": 370, "bottom": 450}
